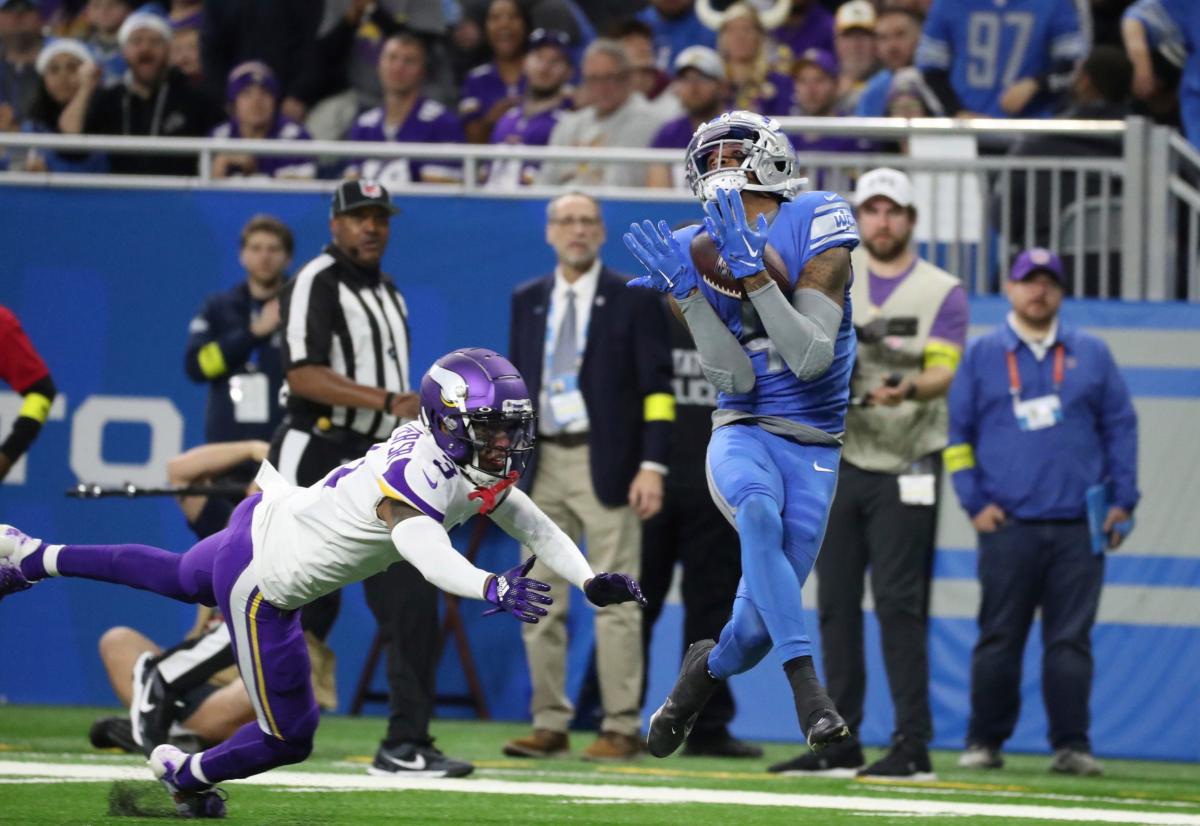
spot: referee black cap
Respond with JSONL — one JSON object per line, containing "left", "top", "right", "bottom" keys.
{"left": 331, "top": 179, "right": 401, "bottom": 218}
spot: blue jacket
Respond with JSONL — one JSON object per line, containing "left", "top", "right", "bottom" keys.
{"left": 946, "top": 319, "right": 1139, "bottom": 521}
{"left": 184, "top": 281, "right": 286, "bottom": 444}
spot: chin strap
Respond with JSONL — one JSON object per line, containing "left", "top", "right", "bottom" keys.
{"left": 467, "top": 471, "right": 520, "bottom": 515}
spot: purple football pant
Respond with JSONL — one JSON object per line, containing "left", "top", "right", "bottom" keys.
{"left": 27, "top": 494, "right": 319, "bottom": 790}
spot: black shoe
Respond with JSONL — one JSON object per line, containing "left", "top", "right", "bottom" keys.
{"left": 89, "top": 716, "right": 139, "bottom": 753}
{"left": 767, "top": 737, "right": 864, "bottom": 775}
{"left": 130, "top": 653, "right": 185, "bottom": 757}
{"left": 683, "top": 732, "right": 764, "bottom": 758}
{"left": 805, "top": 708, "right": 851, "bottom": 751}
{"left": 368, "top": 741, "right": 474, "bottom": 778}
{"left": 858, "top": 737, "right": 936, "bottom": 781}
{"left": 646, "top": 640, "right": 718, "bottom": 758}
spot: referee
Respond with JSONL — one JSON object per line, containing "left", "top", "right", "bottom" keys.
{"left": 271, "top": 179, "right": 471, "bottom": 778}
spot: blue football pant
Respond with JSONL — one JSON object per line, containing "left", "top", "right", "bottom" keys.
{"left": 703, "top": 423, "right": 840, "bottom": 679}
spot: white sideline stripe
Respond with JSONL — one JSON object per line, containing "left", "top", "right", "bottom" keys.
{"left": 1, "top": 761, "right": 1199, "bottom": 825}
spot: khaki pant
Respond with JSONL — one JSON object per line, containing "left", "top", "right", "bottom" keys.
{"left": 522, "top": 442, "right": 643, "bottom": 736}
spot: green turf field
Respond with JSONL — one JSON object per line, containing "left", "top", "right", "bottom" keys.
{"left": 1, "top": 705, "right": 1198, "bottom": 824}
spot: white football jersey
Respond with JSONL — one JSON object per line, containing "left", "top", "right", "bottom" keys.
{"left": 250, "top": 421, "right": 482, "bottom": 609}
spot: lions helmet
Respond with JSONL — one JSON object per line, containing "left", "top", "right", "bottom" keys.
{"left": 418, "top": 348, "right": 536, "bottom": 487}
{"left": 684, "top": 110, "right": 805, "bottom": 202}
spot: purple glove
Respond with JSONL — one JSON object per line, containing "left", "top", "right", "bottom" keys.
{"left": 483, "top": 556, "right": 553, "bottom": 624}
{"left": 584, "top": 572, "right": 647, "bottom": 607}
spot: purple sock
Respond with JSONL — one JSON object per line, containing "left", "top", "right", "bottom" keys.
{"left": 17, "top": 542, "right": 48, "bottom": 580}
{"left": 51, "top": 543, "right": 192, "bottom": 601}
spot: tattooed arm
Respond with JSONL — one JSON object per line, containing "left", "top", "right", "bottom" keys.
{"left": 742, "top": 247, "right": 850, "bottom": 380}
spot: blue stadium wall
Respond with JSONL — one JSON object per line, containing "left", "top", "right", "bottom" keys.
{"left": 1, "top": 186, "right": 1197, "bottom": 762}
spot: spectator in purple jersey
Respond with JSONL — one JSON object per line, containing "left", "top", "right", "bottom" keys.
{"left": 714, "top": 3, "right": 793, "bottom": 116}
{"left": 646, "top": 45, "right": 725, "bottom": 189}
{"left": 211, "top": 62, "right": 315, "bottom": 179}
{"left": 460, "top": 0, "right": 530, "bottom": 144}
{"left": 774, "top": 0, "right": 836, "bottom": 69}
{"left": 344, "top": 31, "right": 466, "bottom": 187}
{"left": 790, "top": 48, "right": 869, "bottom": 153}
{"left": 484, "top": 27, "right": 574, "bottom": 189}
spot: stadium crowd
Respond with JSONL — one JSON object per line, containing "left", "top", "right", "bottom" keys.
{"left": 0, "top": 0, "right": 1196, "bottom": 178}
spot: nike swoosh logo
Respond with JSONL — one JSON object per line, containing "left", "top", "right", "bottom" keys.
{"left": 813, "top": 461, "right": 835, "bottom": 473}
{"left": 381, "top": 753, "right": 427, "bottom": 771}
{"left": 824, "top": 193, "right": 839, "bottom": 201}
{"left": 742, "top": 235, "right": 758, "bottom": 257}
{"left": 422, "top": 470, "right": 439, "bottom": 489}
{"left": 138, "top": 696, "right": 156, "bottom": 714}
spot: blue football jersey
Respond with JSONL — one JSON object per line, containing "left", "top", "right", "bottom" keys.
{"left": 676, "top": 191, "right": 860, "bottom": 435}
{"left": 916, "top": 0, "right": 1089, "bottom": 117}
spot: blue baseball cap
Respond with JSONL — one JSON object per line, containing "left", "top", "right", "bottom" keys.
{"left": 1010, "top": 248, "right": 1065, "bottom": 284}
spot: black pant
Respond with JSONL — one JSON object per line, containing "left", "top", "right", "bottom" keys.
{"left": 816, "top": 459, "right": 937, "bottom": 743}
{"left": 268, "top": 422, "right": 438, "bottom": 744}
{"left": 968, "top": 519, "right": 1102, "bottom": 752}
{"left": 641, "top": 483, "right": 742, "bottom": 738}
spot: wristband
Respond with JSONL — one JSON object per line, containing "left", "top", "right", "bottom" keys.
{"left": 382, "top": 391, "right": 395, "bottom": 413}
{"left": 904, "top": 383, "right": 918, "bottom": 400}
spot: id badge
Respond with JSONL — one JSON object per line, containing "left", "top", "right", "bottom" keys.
{"left": 1013, "top": 393, "right": 1062, "bottom": 432}
{"left": 548, "top": 374, "right": 586, "bottom": 428}
{"left": 229, "top": 372, "right": 270, "bottom": 423}
{"left": 898, "top": 474, "right": 936, "bottom": 506}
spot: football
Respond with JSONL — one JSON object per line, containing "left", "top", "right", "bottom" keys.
{"left": 689, "top": 231, "right": 792, "bottom": 300}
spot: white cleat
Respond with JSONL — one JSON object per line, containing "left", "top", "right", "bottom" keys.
{"left": 0, "top": 524, "right": 42, "bottom": 565}
{"left": 150, "top": 744, "right": 227, "bottom": 818}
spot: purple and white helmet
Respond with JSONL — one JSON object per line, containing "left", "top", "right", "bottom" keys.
{"left": 418, "top": 348, "right": 536, "bottom": 487}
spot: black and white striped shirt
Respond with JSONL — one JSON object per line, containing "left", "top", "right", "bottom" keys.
{"left": 280, "top": 244, "right": 411, "bottom": 442}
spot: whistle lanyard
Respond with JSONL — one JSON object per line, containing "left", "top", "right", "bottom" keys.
{"left": 1006, "top": 344, "right": 1064, "bottom": 401}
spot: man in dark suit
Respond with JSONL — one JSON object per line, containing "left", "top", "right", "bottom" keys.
{"left": 505, "top": 192, "right": 675, "bottom": 762}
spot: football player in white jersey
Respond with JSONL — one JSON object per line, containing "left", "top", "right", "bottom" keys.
{"left": 0, "top": 347, "right": 645, "bottom": 818}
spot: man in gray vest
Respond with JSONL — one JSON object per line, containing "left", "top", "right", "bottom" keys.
{"left": 769, "top": 167, "right": 968, "bottom": 779}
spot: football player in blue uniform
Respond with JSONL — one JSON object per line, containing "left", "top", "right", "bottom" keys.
{"left": 916, "top": 0, "right": 1089, "bottom": 118}
{"left": 624, "top": 111, "right": 860, "bottom": 758}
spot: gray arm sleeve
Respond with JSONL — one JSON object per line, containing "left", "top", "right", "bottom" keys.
{"left": 676, "top": 290, "right": 756, "bottom": 394}
{"left": 746, "top": 282, "right": 843, "bottom": 381}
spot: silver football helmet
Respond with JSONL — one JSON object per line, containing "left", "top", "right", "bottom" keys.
{"left": 684, "top": 110, "right": 806, "bottom": 203}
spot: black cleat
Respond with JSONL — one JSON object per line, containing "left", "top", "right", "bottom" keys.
{"left": 89, "top": 716, "right": 140, "bottom": 753}
{"left": 683, "top": 732, "right": 764, "bottom": 758}
{"left": 858, "top": 736, "right": 936, "bottom": 781}
{"left": 767, "top": 737, "right": 865, "bottom": 775}
{"left": 805, "top": 708, "right": 851, "bottom": 751}
{"left": 646, "top": 640, "right": 718, "bottom": 758}
{"left": 368, "top": 741, "right": 474, "bottom": 778}
{"left": 131, "top": 653, "right": 184, "bottom": 756}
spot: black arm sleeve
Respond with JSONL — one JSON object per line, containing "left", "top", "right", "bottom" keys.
{"left": 1, "top": 375, "right": 57, "bottom": 463}
{"left": 921, "top": 67, "right": 963, "bottom": 115}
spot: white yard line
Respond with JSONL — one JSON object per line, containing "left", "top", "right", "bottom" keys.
{"left": 1, "top": 760, "right": 1198, "bottom": 825}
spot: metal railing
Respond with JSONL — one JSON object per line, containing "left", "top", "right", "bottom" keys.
{"left": 1, "top": 115, "right": 1192, "bottom": 300}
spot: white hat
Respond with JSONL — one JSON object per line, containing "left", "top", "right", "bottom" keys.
{"left": 117, "top": 9, "right": 172, "bottom": 48}
{"left": 674, "top": 45, "right": 725, "bottom": 81}
{"left": 35, "top": 38, "right": 94, "bottom": 75}
{"left": 835, "top": 0, "right": 877, "bottom": 33}
{"left": 854, "top": 167, "right": 914, "bottom": 208}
